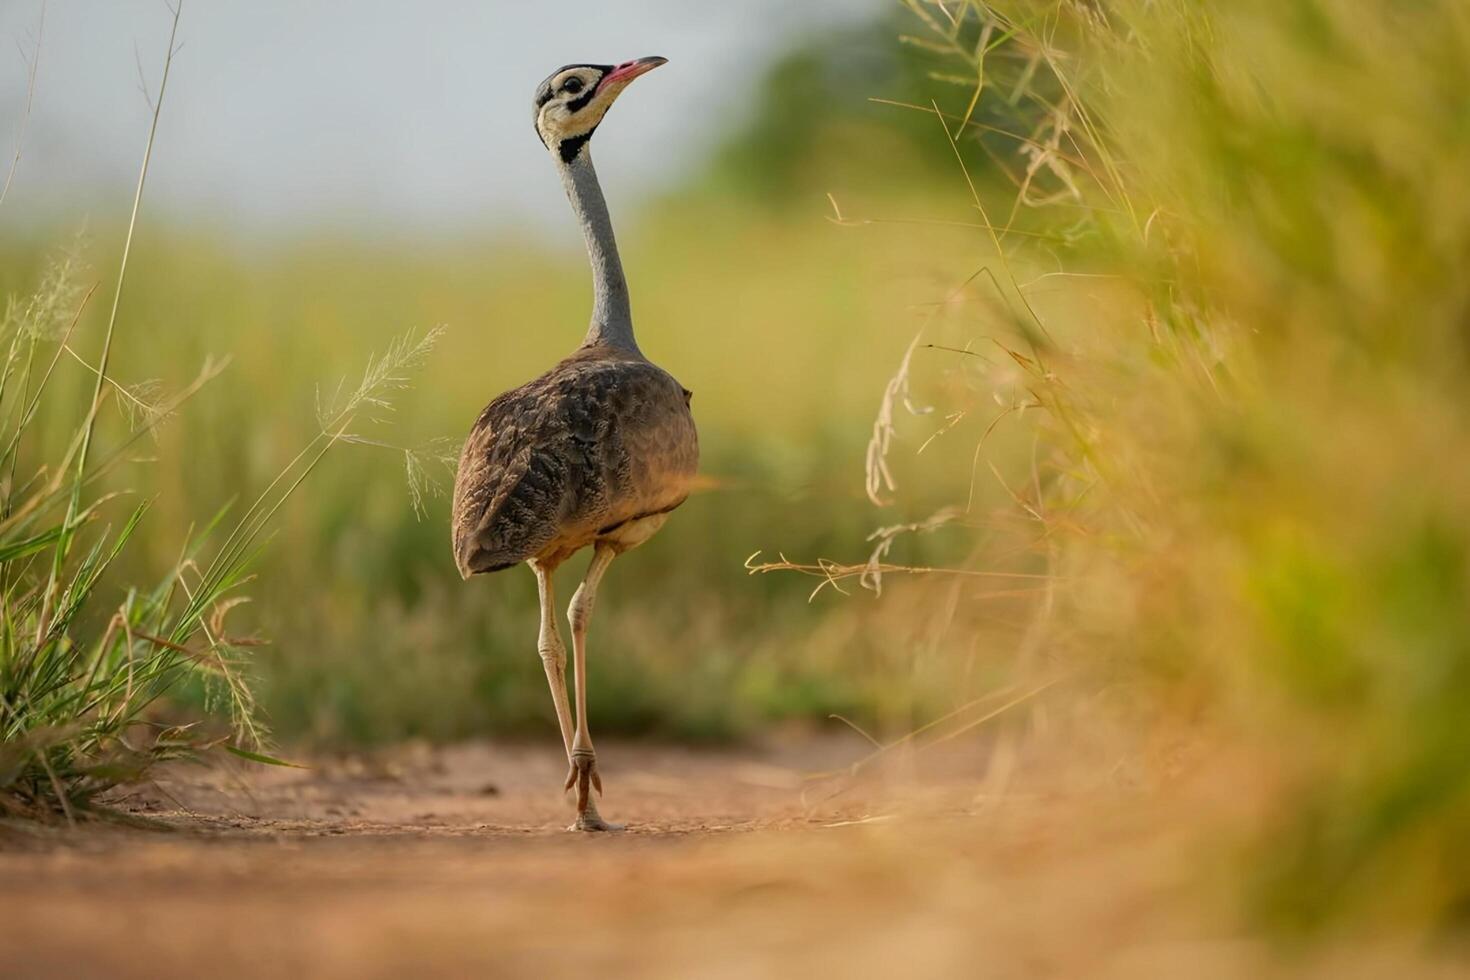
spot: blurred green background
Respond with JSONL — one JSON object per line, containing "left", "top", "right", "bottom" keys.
{"left": 1, "top": 2, "right": 1004, "bottom": 746}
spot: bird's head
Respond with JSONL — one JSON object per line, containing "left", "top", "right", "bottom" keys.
{"left": 533, "top": 57, "right": 667, "bottom": 163}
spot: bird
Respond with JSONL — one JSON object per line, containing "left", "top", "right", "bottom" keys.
{"left": 451, "top": 57, "right": 698, "bottom": 832}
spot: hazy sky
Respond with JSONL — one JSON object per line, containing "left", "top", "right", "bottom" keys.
{"left": 0, "top": 0, "right": 881, "bottom": 238}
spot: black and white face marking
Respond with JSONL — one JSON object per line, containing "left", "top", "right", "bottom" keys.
{"left": 532, "top": 58, "right": 666, "bottom": 164}
{"left": 533, "top": 65, "right": 613, "bottom": 161}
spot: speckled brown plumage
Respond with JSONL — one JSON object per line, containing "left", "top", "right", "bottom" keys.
{"left": 456, "top": 57, "right": 691, "bottom": 832}
{"left": 451, "top": 343, "right": 697, "bottom": 578}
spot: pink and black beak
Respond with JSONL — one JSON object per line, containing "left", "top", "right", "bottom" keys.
{"left": 596, "top": 56, "right": 668, "bottom": 94}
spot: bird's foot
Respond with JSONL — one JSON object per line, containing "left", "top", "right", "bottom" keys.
{"left": 564, "top": 746, "right": 622, "bottom": 832}
{"left": 569, "top": 809, "right": 623, "bottom": 833}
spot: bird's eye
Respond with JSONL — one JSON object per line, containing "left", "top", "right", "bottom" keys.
{"left": 562, "top": 77, "right": 585, "bottom": 95}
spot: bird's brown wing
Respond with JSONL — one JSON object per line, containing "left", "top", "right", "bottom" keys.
{"left": 451, "top": 350, "right": 697, "bottom": 578}
{"left": 453, "top": 378, "right": 577, "bottom": 577}
{"left": 451, "top": 353, "right": 620, "bottom": 576}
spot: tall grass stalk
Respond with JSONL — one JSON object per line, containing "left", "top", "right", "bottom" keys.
{"left": 0, "top": 0, "right": 43, "bottom": 214}
{"left": 36, "top": 0, "right": 182, "bottom": 650}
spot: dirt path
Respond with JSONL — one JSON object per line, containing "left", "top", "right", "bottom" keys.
{"left": 0, "top": 738, "right": 1456, "bottom": 979}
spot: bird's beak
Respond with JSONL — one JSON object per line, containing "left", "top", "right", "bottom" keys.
{"left": 598, "top": 56, "right": 667, "bottom": 94}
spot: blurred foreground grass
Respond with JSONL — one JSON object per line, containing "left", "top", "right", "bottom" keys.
{"left": 862, "top": 0, "right": 1470, "bottom": 940}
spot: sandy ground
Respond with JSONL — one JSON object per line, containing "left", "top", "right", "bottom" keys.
{"left": 0, "top": 735, "right": 1461, "bottom": 979}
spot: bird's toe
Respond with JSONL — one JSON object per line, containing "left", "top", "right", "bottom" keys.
{"left": 564, "top": 745, "right": 619, "bottom": 831}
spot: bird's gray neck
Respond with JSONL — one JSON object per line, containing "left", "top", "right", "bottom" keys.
{"left": 558, "top": 151, "right": 640, "bottom": 355}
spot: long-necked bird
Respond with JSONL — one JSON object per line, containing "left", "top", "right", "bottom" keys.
{"left": 452, "top": 58, "right": 697, "bottom": 831}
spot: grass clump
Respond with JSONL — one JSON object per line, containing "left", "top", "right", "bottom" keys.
{"left": 0, "top": 233, "right": 443, "bottom": 818}
{"left": 0, "top": 3, "right": 442, "bottom": 817}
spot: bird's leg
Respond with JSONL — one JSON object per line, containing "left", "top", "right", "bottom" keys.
{"left": 564, "top": 543, "right": 619, "bottom": 832}
{"left": 531, "top": 560, "right": 575, "bottom": 760}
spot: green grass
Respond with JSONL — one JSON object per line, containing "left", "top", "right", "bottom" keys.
{"left": 0, "top": 232, "right": 447, "bottom": 817}
{"left": 0, "top": 178, "right": 1008, "bottom": 748}
{"left": 0, "top": 221, "right": 989, "bottom": 748}
{"left": 0, "top": 11, "right": 254, "bottom": 816}
{"left": 0, "top": 6, "right": 452, "bottom": 814}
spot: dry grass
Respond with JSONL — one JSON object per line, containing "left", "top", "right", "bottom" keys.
{"left": 760, "top": 0, "right": 1470, "bottom": 940}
